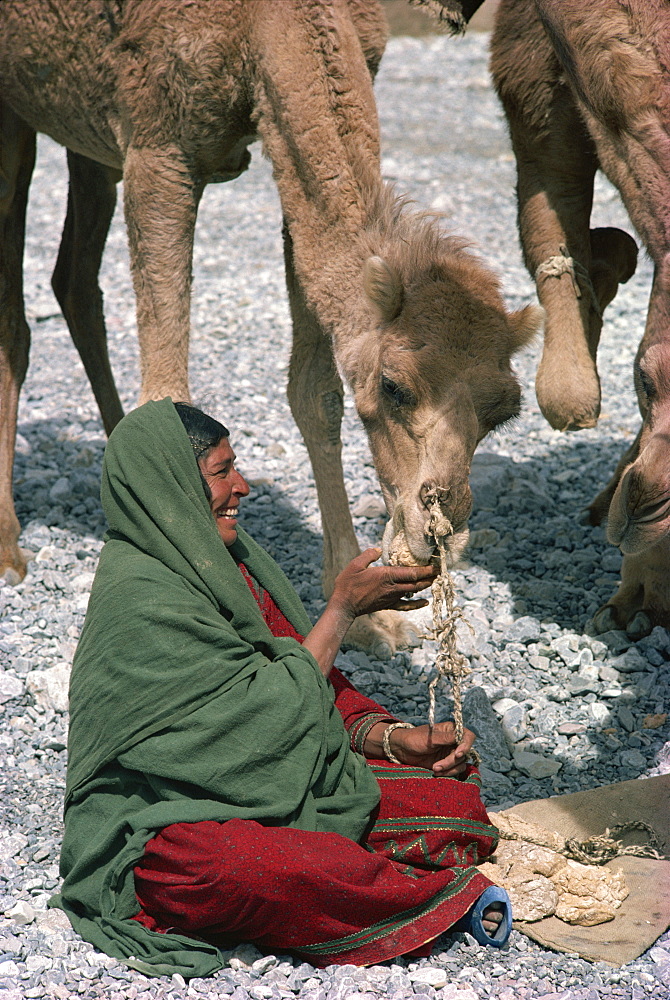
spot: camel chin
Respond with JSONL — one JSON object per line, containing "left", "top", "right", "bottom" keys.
{"left": 606, "top": 467, "right": 670, "bottom": 556}
{"left": 381, "top": 520, "right": 469, "bottom": 569}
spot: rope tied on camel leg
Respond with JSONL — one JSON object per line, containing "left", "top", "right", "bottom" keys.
{"left": 424, "top": 489, "right": 479, "bottom": 763}
{"left": 535, "top": 243, "right": 602, "bottom": 318}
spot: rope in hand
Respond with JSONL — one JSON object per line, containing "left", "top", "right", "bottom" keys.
{"left": 424, "top": 489, "right": 479, "bottom": 765}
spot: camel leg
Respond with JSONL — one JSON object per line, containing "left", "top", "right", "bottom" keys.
{"left": 492, "top": 2, "right": 636, "bottom": 432}
{"left": 51, "top": 150, "right": 123, "bottom": 435}
{"left": 0, "top": 101, "right": 35, "bottom": 583}
{"left": 592, "top": 538, "right": 670, "bottom": 640}
{"left": 282, "top": 224, "right": 416, "bottom": 657}
{"left": 121, "top": 146, "right": 197, "bottom": 404}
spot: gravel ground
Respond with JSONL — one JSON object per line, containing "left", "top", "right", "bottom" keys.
{"left": 1, "top": 29, "right": 669, "bottom": 1000}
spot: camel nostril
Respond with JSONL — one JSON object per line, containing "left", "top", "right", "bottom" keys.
{"left": 419, "top": 481, "right": 435, "bottom": 505}
{"left": 632, "top": 494, "right": 670, "bottom": 525}
{"left": 420, "top": 481, "right": 451, "bottom": 508}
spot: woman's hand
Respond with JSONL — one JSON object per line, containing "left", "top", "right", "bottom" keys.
{"left": 302, "top": 548, "right": 436, "bottom": 677}
{"left": 331, "top": 547, "right": 437, "bottom": 623}
{"left": 365, "top": 720, "right": 476, "bottom": 777}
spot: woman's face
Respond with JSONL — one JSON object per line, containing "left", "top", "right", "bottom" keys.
{"left": 198, "top": 438, "right": 250, "bottom": 546}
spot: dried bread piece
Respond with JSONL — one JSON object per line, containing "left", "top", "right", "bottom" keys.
{"left": 481, "top": 820, "right": 629, "bottom": 926}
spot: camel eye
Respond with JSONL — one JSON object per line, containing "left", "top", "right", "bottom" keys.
{"left": 637, "top": 368, "right": 656, "bottom": 401}
{"left": 381, "top": 374, "right": 415, "bottom": 408}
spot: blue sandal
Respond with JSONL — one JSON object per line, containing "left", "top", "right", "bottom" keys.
{"left": 454, "top": 885, "right": 512, "bottom": 948}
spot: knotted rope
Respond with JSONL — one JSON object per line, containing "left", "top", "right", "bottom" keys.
{"left": 564, "top": 821, "right": 665, "bottom": 865}
{"left": 491, "top": 810, "right": 665, "bottom": 866}
{"left": 535, "top": 244, "right": 602, "bottom": 318}
{"left": 424, "top": 489, "right": 479, "bottom": 763}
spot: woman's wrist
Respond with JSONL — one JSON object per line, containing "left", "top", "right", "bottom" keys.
{"left": 363, "top": 721, "right": 412, "bottom": 762}
{"left": 362, "top": 721, "right": 391, "bottom": 759}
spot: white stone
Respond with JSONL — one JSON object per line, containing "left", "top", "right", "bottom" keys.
{"left": 551, "top": 636, "right": 582, "bottom": 668}
{"left": 26, "top": 663, "right": 70, "bottom": 713}
{"left": 513, "top": 749, "right": 562, "bottom": 778}
{"left": 228, "top": 943, "right": 263, "bottom": 969}
{"left": 0, "top": 673, "right": 23, "bottom": 705}
{"left": 409, "top": 967, "right": 448, "bottom": 988}
{"left": 447, "top": 982, "right": 479, "bottom": 998}
{"left": 251, "top": 955, "right": 278, "bottom": 974}
{"left": 492, "top": 698, "right": 520, "bottom": 716}
{"left": 5, "top": 900, "right": 35, "bottom": 924}
{"left": 0, "top": 831, "right": 29, "bottom": 859}
{"left": 73, "top": 593, "right": 90, "bottom": 614}
{"left": 589, "top": 702, "right": 611, "bottom": 725}
{"left": 49, "top": 477, "right": 71, "bottom": 502}
{"left": 501, "top": 704, "right": 528, "bottom": 743}
{"left": 35, "top": 545, "right": 58, "bottom": 563}
{"left": 0, "top": 960, "right": 19, "bottom": 976}
{"left": 71, "top": 571, "right": 95, "bottom": 593}
{"left": 36, "top": 908, "right": 72, "bottom": 934}
{"left": 25, "top": 955, "right": 53, "bottom": 972}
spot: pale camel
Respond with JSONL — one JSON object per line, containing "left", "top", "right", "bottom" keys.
{"left": 491, "top": 0, "right": 670, "bottom": 639}
{"left": 0, "top": 0, "right": 539, "bottom": 654}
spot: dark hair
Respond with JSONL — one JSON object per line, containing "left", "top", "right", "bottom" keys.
{"left": 174, "top": 402, "right": 229, "bottom": 502}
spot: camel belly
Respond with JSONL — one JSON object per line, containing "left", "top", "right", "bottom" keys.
{"left": 0, "top": 0, "right": 124, "bottom": 169}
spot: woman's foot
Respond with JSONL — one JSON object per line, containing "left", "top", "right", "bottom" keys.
{"left": 454, "top": 886, "right": 512, "bottom": 948}
{"left": 482, "top": 903, "right": 504, "bottom": 935}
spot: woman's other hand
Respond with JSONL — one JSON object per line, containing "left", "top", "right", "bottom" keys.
{"left": 365, "top": 721, "right": 476, "bottom": 777}
{"left": 331, "top": 547, "right": 436, "bottom": 622}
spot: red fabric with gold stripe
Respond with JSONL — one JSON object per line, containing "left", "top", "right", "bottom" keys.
{"left": 132, "top": 564, "right": 496, "bottom": 966}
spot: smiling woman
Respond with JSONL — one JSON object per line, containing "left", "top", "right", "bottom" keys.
{"left": 174, "top": 404, "right": 251, "bottom": 548}
{"left": 53, "top": 399, "right": 510, "bottom": 978}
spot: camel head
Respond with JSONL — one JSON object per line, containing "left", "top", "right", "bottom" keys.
{"left": 607, "top": 342, "right": 670, "bottom": 554}
{"left": 343, "top": 228, "right": 542, "bottom": 568}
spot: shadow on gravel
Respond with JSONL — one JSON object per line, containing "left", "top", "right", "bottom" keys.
{"left": 464, "top": 435, "right": 635, "bottom": 634}
{"left": 13, "top": 413, "right": 638, "bottom": 635}
{"left": 13, "top": 415, "right": 326, "bottom": 599}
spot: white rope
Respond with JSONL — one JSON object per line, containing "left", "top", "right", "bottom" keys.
{"left": 424, "top": 490, "right": 479, "bottom": 763}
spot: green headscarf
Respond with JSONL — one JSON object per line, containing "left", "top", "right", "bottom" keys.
{"left": 53, "top": 399, "right": 380, "bottom": 977}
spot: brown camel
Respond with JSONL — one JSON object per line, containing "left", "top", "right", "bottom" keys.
{"left": 0, "top": 0, "right": 539, "bottom": 654}
{"left": 490, "top": 0, "right": 670, "bottom": 639}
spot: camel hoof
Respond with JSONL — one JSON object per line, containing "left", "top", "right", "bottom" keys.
{"left": 626, "top": 610, "right": 653, "bottom": 641}
{"left": 372, "top": 640, "right": 393, "bottom": 660}
{"left": 592, "top": 604, "right": 620, "bottom": 634}
{"left": 535, "top": 355, "right": 601, "bottom": 433}
{"left": 537, "top": 401, "right": 599, "bottom": 433}
{"left": 344, "top": 610, "right": 422, "bottom": 659}
{"left": 1, "top": 566, "right": 23, "bottom": 587}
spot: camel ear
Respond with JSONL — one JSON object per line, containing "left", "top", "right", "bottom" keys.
{"left": 364, "top": 255, "right": 404, "bottom": 323}
{"left": 509, "top": 303, "right": 544, "bottom": 351}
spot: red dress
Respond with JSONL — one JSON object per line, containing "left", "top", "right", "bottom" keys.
{"left": 132, "top": 565, "right": 496, "bottom": 966}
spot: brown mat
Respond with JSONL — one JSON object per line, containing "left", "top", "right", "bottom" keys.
{"left": 498, "top": 775, "right": 670, "bottom": 965}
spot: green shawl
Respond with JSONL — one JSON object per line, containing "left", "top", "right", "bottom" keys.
{"left": 53, "top": 399, "right": 380, "bottom": 978}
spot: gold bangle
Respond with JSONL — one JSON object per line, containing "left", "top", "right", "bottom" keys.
{"left": 382, "top": 722, "right": 414, "bottom": 764}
